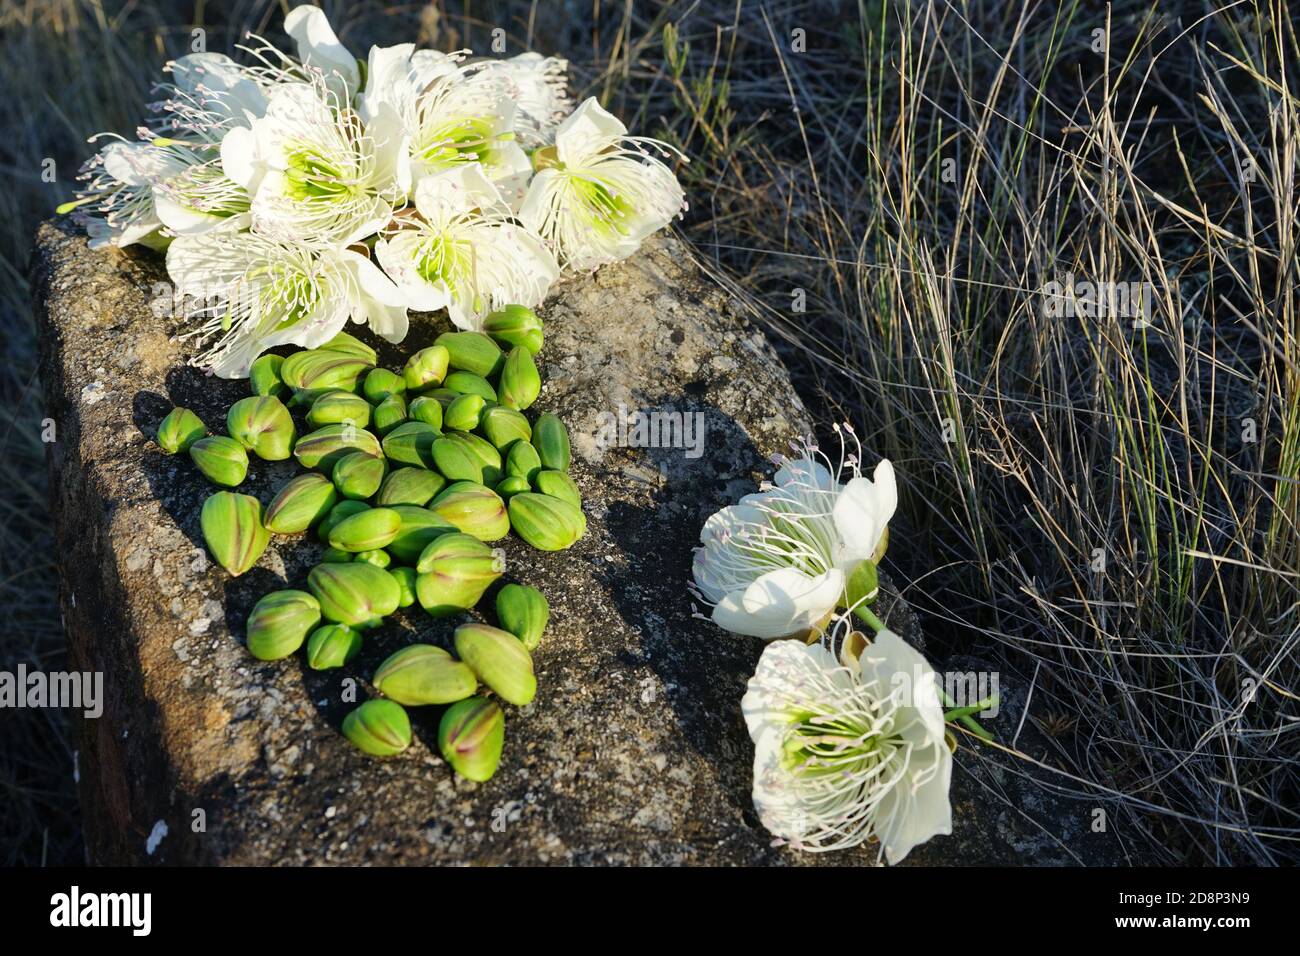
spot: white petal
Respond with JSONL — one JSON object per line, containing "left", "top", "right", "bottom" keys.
{"left": 118, "top": 214, "right": 163, "bottom": 248}
{"left": 153, "top": 195, "right": 223, "bottom": 235}
{"left": 831, "top": 461, "right": 897, "bottom": 566}
{"left": 342, "top": 249, "right": 407, "bottom": 309}
{"left": 102, "top": 142, "right": 177, "bottom": 187}
{"left": 711, "top": 568, "right": 843, "bottom": 639}
{"left": 414, "top": 164, "right": 507, "bottom": 220}
{"left": 876, "top": 742, "right": 953, "bottom": 864}
{"left": 358, "top": 43, "right": 415, "bottom": 123}
{"left": 219, "top": 126, "right": 261, "bottom": 192}
{"left": 165, "top": 233, "right": 240, "bottom": 293}
{"left": 169, "top": 52, "right": 267, "bottom": 122}
{"left": 699, "top": 501, "right": 766, "bottom": 546}
{"left": 775, "top": 457, "right": 836, "bottom": 492}
{"left": 283, "top": 5, "right": 359, "bottom": 95}
{"left": 742, "top": 639, "right": 839, "bottom": 737}
{"left": 861, "top": 628, "right": 946, "bottom": 742}
{"left": 555, "top": 97, "right": 627, "bottom": 164}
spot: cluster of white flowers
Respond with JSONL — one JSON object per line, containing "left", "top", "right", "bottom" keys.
{"left": 66, "top": 6, "right": 686, "bottom": 378}
{"left": 692, "top": 425, "right": 955, "bottom": 863}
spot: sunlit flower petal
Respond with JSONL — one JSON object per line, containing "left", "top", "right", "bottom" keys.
{"left": 374, "top": 164, "right": 558, "bottom": 330}
{"left": 167, "top": 230, "right": 406, "bottom": 377}
{"left": 741, "top": 629, "right": 952, "bottom": 860}
{"left": 518, "top": 98, "right": 686, "bottom": 271}
{"left": 691, "top": 428, "right": 896, "bottom": 639}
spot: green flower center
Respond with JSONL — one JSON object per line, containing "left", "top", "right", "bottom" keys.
{"left": 570, "top": 176, "right": 636, "bottom": 238}
{"left": 285, "top": 144, "right": 355, "bottom": 202}
{"left": 419, "top": 117, "right": 501, "bottom": 168}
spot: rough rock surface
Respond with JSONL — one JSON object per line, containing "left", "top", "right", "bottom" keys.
{"left": 30, "top": 218, "right": 1127, "bottom": 865}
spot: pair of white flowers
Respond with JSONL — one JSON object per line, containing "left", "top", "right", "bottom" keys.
{"left": 69, "top": 6, "right": 685, "bottom": 378}
{"left": 691, "top": 428, "right": 953, "bottom": 863}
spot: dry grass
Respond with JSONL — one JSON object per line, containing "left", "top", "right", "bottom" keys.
{"left": 1, "top": 0, "right": 1295, "bottom": 865}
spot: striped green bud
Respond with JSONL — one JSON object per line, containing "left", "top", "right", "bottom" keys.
{"left": 432, "top": 432, "right": 503, "bottom": 485}
{"left": 479, "top": 405, "right": 531, "bottom": 451}
{"left": 328, "top": 506, "right": 401, "bottom": 552}
{"left": 190, "top": 436, "right": 249, "bottom": 487}
{"left": 374, "top": 644, "right": 477, "bottom": 706}
{"left": 157, "top": 406, "right": 207, "bottom": 454}
{"left": 321, "top": 330, "right": 378, "bottom": 364}
{"left": 226, "top": 395, "right": 295, "bottom": 461}
{"left": 414, "top": 533, "right": 502, "bottom": 615}
{"left": 332, "top": 451, "right": 387, "bottom": 500}
{"left": 495, "top": 475, "right": 530, "bottom": 499}
{"left": 508, "top": 492, "right": 586, "bottom": 551}
{"left": 435, "top": 330, "right": 504, "bottom": 378}
{"left": 372, "top": 393, "right": 407, "bottom": 436}
{"left": 532, "top": 413, "right": 570, "bottom": 472}
{"left": 495, "top": 583, "right": 549, "bottom": 651}
{"left": 483, "top": 305, "right": 543, "bottom": 355}
{"left": 264, "top": 472, "right": 338, "bottom": 534}
{"left": 294, "top": 423, "right": 382, "bottom": 471}
{"left": 497, "top": 347, "right": 540, "bottom": 411}
{"left": 246, "top": 589, "right": 320, "bottom": 661}
{"left": 381, "top": 421, "right": 439, "bottom": 469}
{"left": 305, "top": 623, "right": 362, "bottom": 670}
{"left": 505, "top": 441, "right": 543, "bottom": 483}
{"left": 454, "top": 623, "right": 536, "bottom": 706}
{"left": 342, "top": 699, "right": 410, "bottom": 757}
{"left": 249, "top": 354, "right": 286, "bottom": 399}
{"left": 429, "top": 481, "right": 510, "bottom": 541}
{"left": 444, "top": 393, "right": 485, "bottom": 432}
{"left": 281, "top": 349, "right": 372, "bottom": 406}
{"left": 363, "top": 367, "right": 407, "bottom": 405}
{"left": 403, "top": 345, "right": 449, "bottom": 391}
{"left": 376, "top": 466, "right": 445, "bottom": 507}
{"left": 201, "top": 491, "right": 270, "bottom": 575}
{"left": 438, "top": 698, "right": 505, "bottom": 782}
{"left": 443, "top": 370, "right": 497, "bottom": 402}
{"left": 533, "top": 469, "right": 582, "bottom": 508}
{"left": 407, "top": 395, "right": 444, "bottom": 430}
{"left": 306, "top": 390, "right": 372, "bottom": 429}
{"left": 308, "top": 562, "right": 401, "bottom": 629}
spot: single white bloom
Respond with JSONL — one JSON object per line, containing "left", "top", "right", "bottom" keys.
{"left": 476, "top": 52, "right": 572, "bottom": 148}
{"left": 167, "top": 230, "right": 407, "bottom": 378}
{"left": 222, "top": 78, "right": 409, "bottom": 246}
{"left": 358, "top": 48, "right": 532, "bottom": 198}
{"left": 742, "top": 631, "right": 953, "bottom": 861}
{"left": 692, "top": 430, "right": 897, "bottom": 639}
{"left": 518, "top": 97, "right": 686, "bottom": 271}
{"left": 68, "top": 139, "right": 185, "bottom": 249}
{"left": 283, "top": 5, "right": 360, "bottom": 101}
{"left": 375, "top": 164, "right": 558, "bottom": 330}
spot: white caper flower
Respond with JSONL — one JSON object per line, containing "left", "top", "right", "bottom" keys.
{"left": 742, "top": 629, "right": 953, "bottom": 861}
{"left": 375, "top": 163, "right": 557, "bottom": 330}
{"left": 358, "top": 45, "right": 532, "bottom": 198}
{"left": 220, "top": 77, "right": 410, "bottom": 245}
{"left": 167, "top": 230, "right": 407, "bottom": 378}
{"left": 691, "top": 427, "right": 897, "bottom": 639}
{"left": 519, "top": 97, "right": 686, "bottom": 271}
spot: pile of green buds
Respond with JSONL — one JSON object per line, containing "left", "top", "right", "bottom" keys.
{"left": 155, "top": 305, "right": 580, "bottom": 781}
